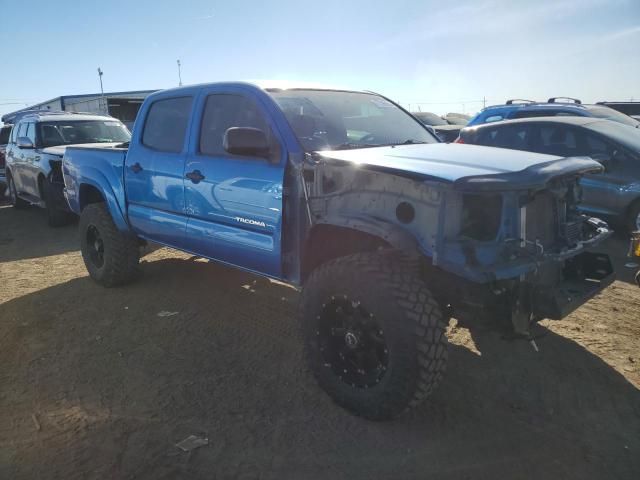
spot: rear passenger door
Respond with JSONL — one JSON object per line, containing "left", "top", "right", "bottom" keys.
{"left": 125, "top": 95, "right": 194, "bottom": 246}
{"left": 183, "top": 88, "right": 286, "bottom": 277}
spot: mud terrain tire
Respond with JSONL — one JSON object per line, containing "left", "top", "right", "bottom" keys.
{"left": 300, "top": 251, "right": 448, "bottom": 420}
{"left": 79, "top": 203, "right": 140, "bottom": 287}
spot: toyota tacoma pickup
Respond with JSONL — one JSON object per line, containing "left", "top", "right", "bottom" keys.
{"left": 62, "top": 82, "right": 614, "bottom": 420}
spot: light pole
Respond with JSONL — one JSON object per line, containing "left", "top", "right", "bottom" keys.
{"left": 177, "top": 59, "right": 182, "bottom": 86}
{"left": 97, "top": 67, "right": 106, "bottom": 114}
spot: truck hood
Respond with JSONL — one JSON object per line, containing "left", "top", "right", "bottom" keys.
{"left": 316, "top": 143, "right": 603, "bottom": 191}
{"left": 41, "top": 143, "right": 123, "bottom": 157}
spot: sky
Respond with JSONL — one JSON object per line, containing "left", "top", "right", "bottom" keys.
{"left": 0, "top": 0, "right": 639, "bottom": 119}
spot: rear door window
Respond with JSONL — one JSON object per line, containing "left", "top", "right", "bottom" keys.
{"left": 532, "top": 125, "right": 582, "bottom": 157}
{"left": 142, "top": 96, "right": 193, "bottom": 152}
{"left": 585, "top": 133, "right": 611, "bottom": 156}
{"left": 475, "top": 124, "right": 531, "bottom": 150}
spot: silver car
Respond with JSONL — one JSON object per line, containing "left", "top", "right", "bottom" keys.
{"left": 4, "top": 111, "right": 130, "bottom": 226}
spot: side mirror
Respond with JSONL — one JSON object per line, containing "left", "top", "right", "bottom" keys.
{"left": 17, "top": 137, "right": 34, "bottom": 149}
{"left": 223, "top": 127, "right": 270, "bottom": 159}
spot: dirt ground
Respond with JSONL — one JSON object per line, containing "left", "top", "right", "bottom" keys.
{"left": 0, "top": 202, "right": 639, "bottom": 480}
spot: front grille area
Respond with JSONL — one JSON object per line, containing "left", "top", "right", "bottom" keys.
{"left": 525, "top": 191, "right": 557, "bottom": 248}
{"left": 563, "top": 218, "right": 585, "bottom": 247}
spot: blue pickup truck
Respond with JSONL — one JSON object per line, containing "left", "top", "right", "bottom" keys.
{"left": 62, "top": 82, "right": 614, "bottom": 420}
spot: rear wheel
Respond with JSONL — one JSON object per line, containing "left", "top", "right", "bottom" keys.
{"left": 79, "top": 203, "right": 140, "bottom": 287}
{"left": 7, "top": 174, "right": 28, "bottom": 209}
{"left": 300, "top": 251, "right": 448, "bottom": 420}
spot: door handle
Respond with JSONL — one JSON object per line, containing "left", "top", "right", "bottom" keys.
{"left": 185, "top": 170, "right": 205, "bottom": 184}
{"left": 130, "top": 162, "right": 143, "bottom": 173}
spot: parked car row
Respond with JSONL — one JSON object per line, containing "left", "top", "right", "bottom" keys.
{"left": 411, "top": 111, "right": 467, "bottom": 142}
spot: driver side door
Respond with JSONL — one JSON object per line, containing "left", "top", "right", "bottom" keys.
{"left": 183, "top": 89, "right": 286, "bottom": 277}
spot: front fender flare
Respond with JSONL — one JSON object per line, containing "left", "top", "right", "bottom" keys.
{"left": 315, "top": 215, "right": 420, "bottom": 253}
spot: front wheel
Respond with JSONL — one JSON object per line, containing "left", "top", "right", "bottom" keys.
{"left": 300, "top": 251, "right": 448, "bottom": 420}
{"left": 79, "top": 203, "right": 140, "bottom": 287}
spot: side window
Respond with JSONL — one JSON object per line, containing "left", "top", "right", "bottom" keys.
{"left": 484, "top": 115, "right": 503, "bottom": 123}
{"left": 25, "top": 123, "right": 36, "bottom": 144}
{"left": 15, "top": 122, "right": 27, "bottom": 140}
{"left": 584, "top": 134, "right": 611, "bottom": 157}
{"left": 199, "top": 94, "right": 279, "bottom": 159}
{"left": 476, "top": 125, "right": 530, "bottom": 150}
{"left": 535, "top": 125, "right": 580, "bottom": 157}
{"left": 9, "top": 124, "right": 18, "bottom": 143}
{"left": 142, "top": 96, "right": 193, "bottom": 153}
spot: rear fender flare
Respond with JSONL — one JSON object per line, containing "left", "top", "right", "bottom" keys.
{"left": 77, "top": 172, "right": 129, "bottom": 232}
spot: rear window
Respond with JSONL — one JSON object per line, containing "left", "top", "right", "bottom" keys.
{"left": 142, "top": 97, "right": 193, "bottom": 152}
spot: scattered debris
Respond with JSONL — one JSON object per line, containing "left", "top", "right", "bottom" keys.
{"left": 31, "top": 413, "right": 41, "bottom": 432}
{"left": 157, "top": 311, "right": 179, "bottom": 317}
{"left": 176, "top": 434, "right": 208, "bottom": 452}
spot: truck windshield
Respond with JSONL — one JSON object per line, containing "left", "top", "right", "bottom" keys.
{"left": 268, "top": 89, "right": 438, "bottom": 151}
{"left": 37, "top": 120, "right": 131, "bottom": 148}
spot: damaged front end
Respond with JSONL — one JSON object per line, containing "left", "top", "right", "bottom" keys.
{"left": 304, "top": 150, "right": 613, "bottom": 338}
{"left": 434, "top": 158, "right": 614, "bottom": 336}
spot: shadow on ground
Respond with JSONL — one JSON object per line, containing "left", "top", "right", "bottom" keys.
{"left": 0, "top": 204, "right": 78, "bottom": 263}
{"left": 0, "top": 257, "right": 638, "bottom": 479}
